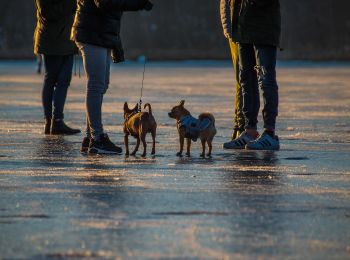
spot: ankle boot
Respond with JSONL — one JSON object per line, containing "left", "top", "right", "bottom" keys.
{"left": 51, "top": 119, "right": 81, "bottom": 135}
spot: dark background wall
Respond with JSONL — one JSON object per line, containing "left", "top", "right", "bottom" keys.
{"left": 0, "top": 0, "right": 349, "bottom": 60}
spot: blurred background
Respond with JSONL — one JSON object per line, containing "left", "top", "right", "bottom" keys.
{"left": 0, "top": 0, "right": 349, "bottom": 60}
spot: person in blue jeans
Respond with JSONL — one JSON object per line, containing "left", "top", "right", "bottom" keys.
{"left": 34, "top": 0, "right": 81, "bottom": 135}
{"left": 71, "top": 0, "right": 153, "bottom": 154}
{"left": 224, "top": 0, "right": 281, "bottom": 150}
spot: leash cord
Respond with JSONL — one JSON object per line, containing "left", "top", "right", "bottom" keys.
{"left": 139, "top": 58, "right": 146, "bottom": 112}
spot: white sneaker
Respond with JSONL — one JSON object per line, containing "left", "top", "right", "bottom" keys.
{"left": 223, "top": 131, "right": 258, "bottom": 149}
{"left": 245, "top": 132, "right": 280, "bottom": 150}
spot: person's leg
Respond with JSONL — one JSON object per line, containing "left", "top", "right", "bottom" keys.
{"left": 77, "top": 42, "right": 121, "bottom": 154}
{"left": 223, "top": 43, "right": 259, "bottom": 149}
{"left": 239, "top": 43, "right": 260, "bottom": 131}
{"left": 254, "top": 44, "right": 278, "bottom": 132}
{"left": 229, "top": 39, "right": 244, "bottom": 139}
{"left": 50, "top": 55, "right": 81, "bottom": 135}
{"left": 80, "top": 49, "right": 104, "bottom": 152}
{"left": 42, "top": 55, "right": 61, "bottom": 133}
{"left": 245, "top": 44, "right": 279, "bottom": 150}
{"left": 78, "top": 43, "right": 108, "bottom": 140}
{"left": 52, "top": 55, "right": 73, "bottom": 120}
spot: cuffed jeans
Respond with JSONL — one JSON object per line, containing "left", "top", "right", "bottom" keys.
{"left": 42, "top": 54, "right": 73, "bottom": 120}
{"left": 77, "top": 42, "right": 111, "bottom": 140}
{"left": 238, "top": 43, "right": 279, "bottom": 130}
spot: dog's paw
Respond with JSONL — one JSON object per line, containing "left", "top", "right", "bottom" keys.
{"left": 176, "top": 152, "right": 183, "bottom": 157}
{"left": 206, "top": 153, "right": 212, "bottom": 158}
{"left": 200, "top": 153, "right": 205, "bottom": 158}
{"left": 131, "top": 152, "right": 137, "bottom": 156}
{"left": 151, "top": 150, "right": 155, "bottom": 155}
{"left": 141, "top": 153, "right": 146, "bottom": 158}
{"left": 185, "top": 153, "right": 191, "bottom": 157}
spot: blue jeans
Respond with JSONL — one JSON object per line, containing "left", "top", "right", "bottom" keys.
{"left": 238, "top": 43, "right": 279, "bottom": 130}
{"left": 42, "top": 54, "right": 73, "bottom": 120}
{"left": 77, "top": 42, "right": 111, "bottom": 140}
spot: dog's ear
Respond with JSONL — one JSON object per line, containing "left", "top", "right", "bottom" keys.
{"left": 133, "top": 103, "right": 139, "bottom": 111}
{"left": 124, "top": 102, "right": 129, "bottom": 111}
{"left": 179, "top": 100, "right": 185, "bottom": 107}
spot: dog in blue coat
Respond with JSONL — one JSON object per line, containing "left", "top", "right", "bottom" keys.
{"left": 168, "top": 100, "right": 216, "bottom": 158}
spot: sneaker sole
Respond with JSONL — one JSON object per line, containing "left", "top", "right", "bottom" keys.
{"left": 88, "top": 147, "right": 123, "bottom": 155}
{"left": 245, "top": 145, "right": 280, "bottom": 151}
{"left": 223, "top": 144, "right": 245, "bottom": 150}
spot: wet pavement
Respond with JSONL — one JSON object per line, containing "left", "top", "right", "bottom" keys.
{"left": 0, "top": 60, "right": 350, "bottom": 259}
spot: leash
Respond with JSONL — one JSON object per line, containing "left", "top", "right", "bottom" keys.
{"left": 138, "top": 57, "right": 147, "bottom": 112}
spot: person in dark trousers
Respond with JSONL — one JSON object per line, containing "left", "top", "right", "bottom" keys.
{"left": 224, "top": 0, "right": 281, "bottom": 150}
{"left": 34, "top": 0, "right": 81, "bottom": 135}
{"left": 220, "top": 0, "right": 258, "bottom": 144}
{"left": 71, "top": 0, "right": 153, "bottom": 154}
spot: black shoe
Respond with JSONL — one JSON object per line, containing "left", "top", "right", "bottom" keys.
{"left": 51, "top": 119, "right": 81, "bottom": 135}
{"left": 88, "top": 134, "right": 122, "bottom": 155}
{"left": 44, "top": 118, "right": 51, "bottom": 135}
{"left": 80, "top": 137, "right": 90, "bottom": 153}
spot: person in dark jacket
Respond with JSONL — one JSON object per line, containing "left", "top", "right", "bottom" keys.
{"left": 71, "top": 0, "right": 153, "bottom": 154}
{"left": 220, "top": 0, "right": 258, "bottom": 143}
{"left": 34, "top": 0, "right": 81, "bottom": 135}
{"left": 224, "top": 0, "right": 281, "bottom": 150}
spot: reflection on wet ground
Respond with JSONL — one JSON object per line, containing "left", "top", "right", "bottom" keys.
{"left": 0, "top": 61, "right": 350, "bottom": 259}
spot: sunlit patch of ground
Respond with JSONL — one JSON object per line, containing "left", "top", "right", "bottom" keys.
{"left": 0, "top": 61, "right": 349, "bottom": 259}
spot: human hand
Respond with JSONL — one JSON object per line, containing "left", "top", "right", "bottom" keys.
{"left": 112, "top": 48, "right": 125, "bottom": 63}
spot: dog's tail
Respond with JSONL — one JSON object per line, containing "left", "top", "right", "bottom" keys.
{"left": 144, "top": 103, "right": 152, "bottom": 115}
{"left": 199, "top": 112, "right": 215, "bottom": 125}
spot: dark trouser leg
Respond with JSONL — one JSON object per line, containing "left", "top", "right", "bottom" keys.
{"left": 238, "top": 43, "right": 260, "bottom": 130}
{"left": 52, "top": 55, "right": 73, "bottom": 120}
{"left": 254, "top": 45, "right": 278, "bottom": 131}
{"left": 42, "top": 55, "right": 62, "bottom": 120}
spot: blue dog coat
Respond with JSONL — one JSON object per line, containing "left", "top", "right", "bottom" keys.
{"left": 179, "top": 115, "right": 212, "bottom": 142}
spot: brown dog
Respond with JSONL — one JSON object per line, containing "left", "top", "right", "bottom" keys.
{"left": 168, "top": 100, "right": 216, "bottom": 157}
{"left": 123, "top": 102, "right": 157, "bottom": 157}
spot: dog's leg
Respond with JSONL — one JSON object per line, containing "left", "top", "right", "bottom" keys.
{"left": 124, "top": 134, "right": 130, "bottom": 156}
{"left": 186, "top": 138, "right": 191, "bottom": 157}
{"left": 140, "top": 133, "right": 147, "bottom": 157}
{"left": 151, "top": 129, "right": 156, "bottom": 155}
{"left": 131, "top": 137, "right": 140, "bottom": 156}
{"left": 177, "top": 134, "right": 184, "bottom": 156}
{"left": 200, "top": 139, "right": 206, "bottom": 158}
{"left": 207, "top": 139, "right": 212, "bottom": 157}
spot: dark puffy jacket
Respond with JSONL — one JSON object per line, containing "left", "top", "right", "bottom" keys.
{"left": 34, "top": 0, "right": 77, "bottom": 55}
{"left": 232, "top": 0, "right": 281, "bottom": 47}
{"left": 71, "top": 0, "right": 149, "bottom": 60}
